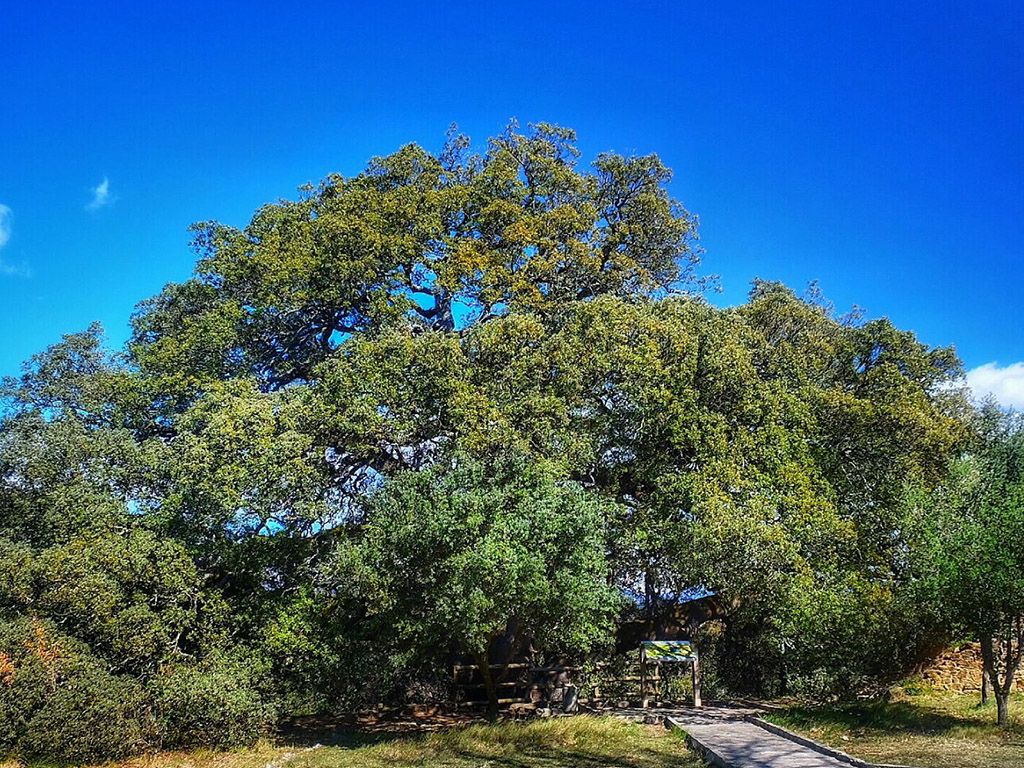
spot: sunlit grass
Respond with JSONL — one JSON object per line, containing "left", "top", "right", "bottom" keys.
{"left": 301, "top": 716, "right": 700, "bottom": 767}
{"left": 3, "top": 716, "right": 702, "bottom": 768}
{"left": 765, "top": 692, "right": 1024, "bottom": 768}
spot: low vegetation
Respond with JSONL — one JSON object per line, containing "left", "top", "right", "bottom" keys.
{"left": 766, "top": 692, "right": 1024, "bottom": 768}
{"left": 0, "top": 717, "right": 701, "bottom": 768}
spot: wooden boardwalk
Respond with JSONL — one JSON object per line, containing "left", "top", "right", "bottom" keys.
{"left": 679, "top": 719, "right": 860, "bottom": 768}
{"left": 616, "top": 705, "right": 906, "bottom": 768}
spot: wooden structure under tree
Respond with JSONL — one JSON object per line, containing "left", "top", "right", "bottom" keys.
{"left": 450, "top": 646, "right": 703, "bottom": 710}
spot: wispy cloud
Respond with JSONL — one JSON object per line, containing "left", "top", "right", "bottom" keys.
{"left": 86, "top": 176, "right": 114, "bottom": 211}
{"left": 966, "top": 362, "right": 1024, "bottom": 410}
{"left": 0, "top": 204, "right": 11, "bottom": 248}
{"left": 0, "top": 259, "right": 31, "bottom": 278}
{"left": 0, "top": 204, "right": 30, "bottom": 278}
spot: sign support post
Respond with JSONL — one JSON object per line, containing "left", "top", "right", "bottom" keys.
{"left": 691, "top": 651, "right": 701, "bottom": 708}
{"left": 639, "top": 640, "right": 701, "bottom": 709}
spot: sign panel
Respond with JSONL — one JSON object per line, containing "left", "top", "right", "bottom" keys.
{"left": 641, "top": 640, "right": 696, "bottom": 662}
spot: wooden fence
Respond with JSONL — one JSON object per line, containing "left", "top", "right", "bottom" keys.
{"left": 451, "top": 659, "right": 688, "bottom": 708}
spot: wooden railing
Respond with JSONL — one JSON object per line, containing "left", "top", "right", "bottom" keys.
{"left": 450, "top": 660, "right": 684, "bottom": 708}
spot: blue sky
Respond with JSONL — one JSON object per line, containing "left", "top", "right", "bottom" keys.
{"left": 1, "top": 1, "right": 1021, "bottom": 403}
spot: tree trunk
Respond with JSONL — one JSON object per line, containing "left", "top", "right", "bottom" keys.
{"left": 476, "top": 652, "right": 499, "bottom": 721}
{"left": 996, "top": 691, "right": 1010, "bottom": 726}
{"left": 981, "top": 667, "right": 990, "bottom": 705}
{"left": 981, "top": 634, "right": 1014, "bottom": 727}
{"left": 644, "top": 570, "right": 656, "bottom": 626}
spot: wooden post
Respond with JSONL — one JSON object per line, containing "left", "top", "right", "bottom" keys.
{"left": 691, "top": 650, "right": 702, "bottom": 708}
{"left": 640, "top": 647, "right": 649, "bottom": 708}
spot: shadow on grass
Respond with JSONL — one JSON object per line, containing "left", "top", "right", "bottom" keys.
{"left": 772, "top": 697, "right": 1024, "bottom": 738}
{"left": 446, "top": 744, "right": 691, "bottom": 768}
{"left": 275, "top": 716, "right": 699, "bottom": 768}
{"left": 279, "top": 729, "right": 409, "bottom": 749}
{"left": 276, "top": 711, "right": 477, "bottom": 749}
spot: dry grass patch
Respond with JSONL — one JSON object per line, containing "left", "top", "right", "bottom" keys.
{"left": 765, "top": 692, "right": 1024, "bottom": 768}
{"left": 3, "top": 716, "right": 702, "bottom": 768}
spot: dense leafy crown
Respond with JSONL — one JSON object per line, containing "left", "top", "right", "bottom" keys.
{"left": 131, "top": 123, "right": 701, "bottom": 392}
{"left": 0, "top": 123, "right": 982, "bottom": 757}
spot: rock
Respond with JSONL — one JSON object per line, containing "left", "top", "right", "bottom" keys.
{"left": 562, "top": 685, "right": 579, "bottom": 714}
{"left": 508, "top": 702, "right": 535, "bottom": 719}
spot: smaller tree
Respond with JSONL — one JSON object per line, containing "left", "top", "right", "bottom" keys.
{"left": 912, "top": 407, "right": 1024, "bottom": 726}
{"left": 327, "top": 454, "right": 622, "bottom": 719}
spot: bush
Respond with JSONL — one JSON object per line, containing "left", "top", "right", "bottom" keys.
{"left": 19, "top": 659, "right": 151, "bottom": 762}
{"left": 151, "top": 652, "right": 274, "bottom": 748}
{"left": 0, "top": 618, "right": 152, "bottom": 762}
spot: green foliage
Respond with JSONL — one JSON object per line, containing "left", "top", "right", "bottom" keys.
{"left": 130, "top": 122, "right": 701, "bottom": 391}
{"left": 912, "top": 415, "right": 1024, "bottom": 637}
{"left": 0, "top": 618, "right": 153, "bottom": 762}
{"left": 151, "top": 651, "right": 274, "bottom": 748}
{"left": 166, "top": 379, "right": 331, "bottom": 540}
{"left": 776, "top": 570, "right": 924, "bottom": 696}
{"left": 0, "top": 617, "right": 274, "bottom": 760}
{"left": 0, "top": 527, "right": 228, "bottom": 675}
{"left": 18, "top": 659, "right": 151, "bottom": 763}
{"left": 327, "top": 455, "right": 622, "bottom": 668}
{"left": 0, "top": 124, "right": 980, "bottom": 757}
{"left": 910, "top": 407, "right": 1024, "bottom": 723}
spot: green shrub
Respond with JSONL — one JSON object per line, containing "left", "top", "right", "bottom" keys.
{"left": 0, "top": 617, "right": 152, "bottom": 762}
{"left": 19, "top": 659, "right": 151, "bottom": 762}
{"left": 895, "top": 674, "right": 934, "bottom": 697}
{"left": 152, "top": 652, "right": 274, "bottom": 748}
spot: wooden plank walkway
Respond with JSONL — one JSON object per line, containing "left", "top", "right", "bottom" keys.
{"left": 679, "top": 719, "right": 857, "bottom": 768}
{"left": 615, "top": 705, "right": 907, "bottom": 768}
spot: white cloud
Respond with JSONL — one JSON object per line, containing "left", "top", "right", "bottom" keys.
{"left": 966, "top": 362, "right": 1024, "bottom": 410}
{"left": 0, "top": 259, "right": 30, "bottom": 278}
{"left": 86, "top": 176, "right": 113, "bottom": 211}
{"left": 0, "top": 204, "right": 31, "bottom": 278}
{"left": 0, "top": 204, "right": 11, "bottom": 248}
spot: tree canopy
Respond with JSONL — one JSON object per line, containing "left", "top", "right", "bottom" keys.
{"left": 0, "top": 123, "right": 986, "bottom": 760}
{"left": 910, "top": 406, "right": 1024, "bottom": 724}
{"left": 130, "top": 123, "right": 701, "bottom": 394}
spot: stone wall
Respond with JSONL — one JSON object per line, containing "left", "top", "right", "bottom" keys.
{"left": 919, "top": 642, "right": 1024, "bottom": 693}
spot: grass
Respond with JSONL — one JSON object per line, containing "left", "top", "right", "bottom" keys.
{"left": 1, "top": 716, "right": 703, "bottom": 768}
{"left": 764, "top": 691, "right": 1024, "bottom": 768}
